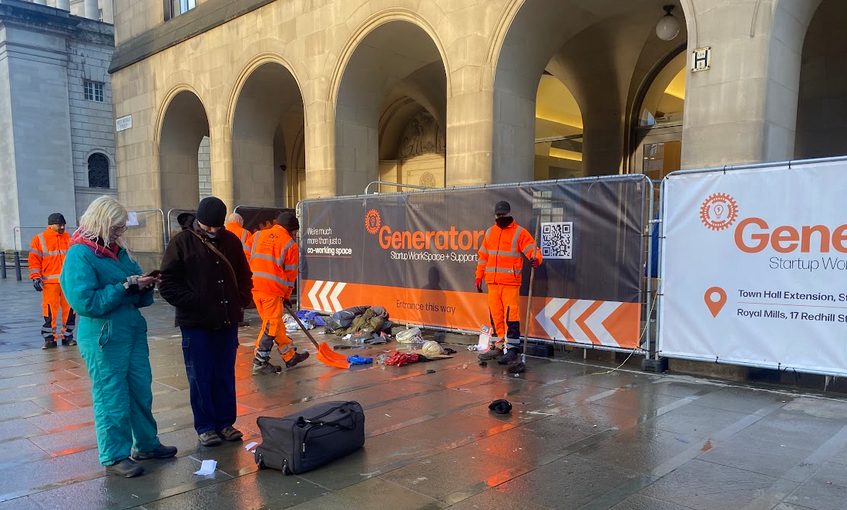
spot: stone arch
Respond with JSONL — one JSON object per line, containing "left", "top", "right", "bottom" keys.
{"left": 229, "top": 58, "right": 305, "bottom": 207}
{"left": 794, "top": 0, "right": 846, "bottom": 160}
{"left": 491, "top": 0, "right": 691, "bottom": 182}
{"left": 156, "top": 87, "right": 209, "bottom": 213}
{"left": 331, "top": 14, "right": 449, "bottom": 195}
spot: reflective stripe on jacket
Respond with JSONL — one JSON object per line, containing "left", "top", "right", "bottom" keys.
{"left": 29, "top": 228, "right": 70, "bottom": 282}
{"left": 475, "top": 221, "right": 542, "bottom": 286}
{"left": 225, "top": 222, "right": 253, "bottom": 261}
{"left": 249, "top": 225, "right": 298, "bottom": 297}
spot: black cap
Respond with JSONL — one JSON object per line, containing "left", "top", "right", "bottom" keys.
{"left": 494, "top": 201, "right": 511, "bottom": 215}
{"left": 277, "top": 211, "right": 300, "bottom": 232}
{"left": 196, "top": 197, "right": 227, "bottom": 228}
{"left": 47, "top": 213, "right": 66, "bottom": 225}
{"left": 488, "top": 399, "right": 512, "bottom": 415}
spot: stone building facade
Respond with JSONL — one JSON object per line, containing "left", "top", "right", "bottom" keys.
{"left": 108, "top": 0, "right": 845, "bottom": 258}
{"left": 0, "top": 0, "right": 116, "bottom": 250}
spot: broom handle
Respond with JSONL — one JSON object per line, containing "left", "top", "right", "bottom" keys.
{"left": 521, "top": 217, "right": 541, "bottom": 360}
{"left": 284, "top": 302, "right": 320, "bottom": 349}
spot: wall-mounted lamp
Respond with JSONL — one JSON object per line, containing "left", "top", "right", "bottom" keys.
{"left": 656, "top": 5, "right": 681, "bottom": 41}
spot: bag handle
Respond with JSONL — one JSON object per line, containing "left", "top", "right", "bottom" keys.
{"left": 295, "top": 403, "right": 358, "bottom": 430}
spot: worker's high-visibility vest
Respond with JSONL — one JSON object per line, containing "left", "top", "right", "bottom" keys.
{"left": 225, "top": 222, "right": 253, "bottom": 261}
{"left": 249, "top": 225, "right": 298, "bottom": 297}
{"left": 475, "top": 221, "right": 541, "bottom": 286}
{"left": 29, "top": 228, "right": 70, "bottom": 283}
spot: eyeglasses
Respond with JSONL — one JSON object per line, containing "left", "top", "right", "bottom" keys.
{"left": 110, "top": 224, "right": 128, "bottom": 236}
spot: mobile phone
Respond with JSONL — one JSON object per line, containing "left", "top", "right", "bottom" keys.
{"left": 145, "top": 270, "right": 162, "bottom": 278}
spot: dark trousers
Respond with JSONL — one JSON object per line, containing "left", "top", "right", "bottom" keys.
{"left": 180, "top": 325, "right": 238, "bottom": 435}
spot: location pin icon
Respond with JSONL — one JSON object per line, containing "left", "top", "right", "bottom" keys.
{"left": 704, "top": 287, "right": 727, "bottom": 317}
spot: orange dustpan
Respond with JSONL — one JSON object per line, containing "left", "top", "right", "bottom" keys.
{"left": 284, "top": 304, "right": 350, "bottom": 369}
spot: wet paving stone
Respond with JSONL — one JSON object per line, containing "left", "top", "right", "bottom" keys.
{"left": 1, "top": 278, "right": 847, "bottom": 509}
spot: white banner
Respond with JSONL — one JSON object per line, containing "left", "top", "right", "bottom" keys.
{"left": 659, "top": 160, "right": 847, "bottom": 376}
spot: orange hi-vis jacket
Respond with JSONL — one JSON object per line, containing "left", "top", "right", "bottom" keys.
{"left": 475, "top": 221, "right": 542, "bottom": 286}
{"left": 29, "top": 228, "right": 70, "bottom": 284}
{"left": 226, "top": 221, "right": 253, "bottom": 260}
{"left": 249, "top": 225, "right": 298, "bottom": 298}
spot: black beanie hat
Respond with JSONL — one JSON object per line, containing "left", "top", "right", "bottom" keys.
{"left": 488, "top": 399, "right": 512, "bottom": 415}
{"left": 47, "top": 213, "right": 66, "bottom": 225}
{"left": 277, "top": 211, "right": 300, "bottom": 232}
{"left": 196, "top": 197, "right": 227, "bottom": 227}
{"left": 494, "top": 201, "right": 511, "bottom": 215}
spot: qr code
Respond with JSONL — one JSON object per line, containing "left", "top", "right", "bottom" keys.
{"left": 540, "top": 222, "right": 572, "bottom": 259}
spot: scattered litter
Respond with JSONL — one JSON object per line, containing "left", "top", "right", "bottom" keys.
{"left": 385, "top": 414, "right": 391, "bottom": 417}
{"left": 194, "top": 459, "right": 217, "bottom": 476}
{"left": 426, "top": 369, "right": 436, "bottom": 374}
{"left": 467, "top": 345, "right": 479, "bottom": 352}
{"left": 479, "top": 361, "right": 488, "bottom": 367}
{"left": 675, "top": 437, "right": 690, "bottom": 444}
{"left": 348, "top": 355, "right": 373, "bottom": 365}
{"left": 131, "top": 494, "right": 139, "bottom": 498}
{"left": 462, "top": 363, "right": 468, "bottom": 369}
{"left": 244, "top": 441, "right": 258, "bottom": 451}
{"left": 592, "top": 425, "right": 597, "bottom": 428}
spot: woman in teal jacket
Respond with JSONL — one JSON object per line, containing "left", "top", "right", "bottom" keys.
{"left": 61, "top": 196, "right": 176, "bottom": 478}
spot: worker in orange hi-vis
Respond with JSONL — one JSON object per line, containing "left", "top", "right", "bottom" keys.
{"left": 249, "top": 211, "right": 309, "bottom": 375}
{"left": 475, "top": 200, "right": 542, "bottom": 366}
{"left": 29, "top": 213, "right": 76, "bottom": 349}
{"left": 224, "top": 212, "right": 253, "bottom": 261}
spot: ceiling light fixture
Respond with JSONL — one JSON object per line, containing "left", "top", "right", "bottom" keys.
{"left": 656, "top": 5, "right": 681, "bottom": 41}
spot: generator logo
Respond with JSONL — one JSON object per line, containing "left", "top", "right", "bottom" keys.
{"left": 364, "top": 209, "right": 381, "bottom": 235}
{"left": 700, "top": 192, "right": 739, "bottom": 231}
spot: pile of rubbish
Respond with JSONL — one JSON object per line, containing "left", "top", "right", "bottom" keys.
{"left": 324, "top": 306, "right": 393, "bottom": 344}
{"left": 284, "top": 310, "right": 325, "bottom": 332}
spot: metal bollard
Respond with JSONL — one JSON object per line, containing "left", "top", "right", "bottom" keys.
{"left": 14, "top": 251, "right": 22, "bottom": 281}
{"left": 0, "top": 252, "right": 5, "bottom": 279}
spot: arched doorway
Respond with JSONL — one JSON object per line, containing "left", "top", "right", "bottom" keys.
{"left": 493, "top": 0, "right": 689, "bottom": 182}
{"left": 534, "top": 73, "right": 583, "bottom": 179}
{"left": 335, "top": 21, "right": 447, "bottom": 195}
{"left": 795, "top": 0, "right": 847, "bottom": 160}
{"left": 158, "top": 90, "right": 209, "bottom": 212}
{"left": 631, "top": 50, "right": 686, "bottom": 181}
{"left": 231, "top": 62, "right": 305, "bottom": 207}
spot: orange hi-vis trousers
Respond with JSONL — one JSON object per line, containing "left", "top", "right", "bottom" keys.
{"left": 252, "top": 292, "right": 295, "bottom": 362}
{"left": 41, "top": 283, "right": 75, "bottom": 341}
{"left": 487, "top": 284, "right": 522, "bottom": 351}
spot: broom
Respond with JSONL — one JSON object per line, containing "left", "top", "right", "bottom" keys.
{"left": 508, "top": 217, "right": 541, "bottom": 374}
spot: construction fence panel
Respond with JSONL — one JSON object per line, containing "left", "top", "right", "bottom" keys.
{"left": 658, "top": 157, "right": 847, "bottom": 376}
{"left": 299, "top": 175, "right": 650, "bottom": 352}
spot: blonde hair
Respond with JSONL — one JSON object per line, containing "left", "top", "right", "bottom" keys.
{"left": 77, "top": 196, "right": 129, "bottom": 251}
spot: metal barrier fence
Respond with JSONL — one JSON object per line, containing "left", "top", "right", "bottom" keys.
{"left": 298, "top": 174, "right": 654, "bottom": 356}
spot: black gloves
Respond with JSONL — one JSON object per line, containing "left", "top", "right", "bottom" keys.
{"left": 33, "top": 278, "right": 43, "bottom": 292}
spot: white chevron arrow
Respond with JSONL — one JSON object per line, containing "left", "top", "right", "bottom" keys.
{"left": 583, "top": 301, "right": 621, "bottom": 347}
{"left": 308, "top": 280, "right": 324, "bottom": 310}
{"left": 318, "top": 282, "right": 334, "bottom": 312}
{"left": 329, "top": 282, "right": 346, "bottom": 312}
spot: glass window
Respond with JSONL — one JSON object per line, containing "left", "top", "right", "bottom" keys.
{"left": 168, "top": 0, "right": 196, "bottom": 19}
{"left": 88, "top": 153, "right": 110, "bottom": 189}
{"left": 84, "top": 80, "right": 104, "bottom": 102}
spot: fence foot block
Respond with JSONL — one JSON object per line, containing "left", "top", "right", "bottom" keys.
{"left": 641, "top": 357, "right": 668, "bottom": 373}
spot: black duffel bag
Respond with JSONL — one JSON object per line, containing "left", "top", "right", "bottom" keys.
{"left": 254, "top": 401, "right": 365, "bottom": 475}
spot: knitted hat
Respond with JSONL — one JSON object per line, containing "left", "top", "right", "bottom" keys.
{"left": 277, "top": 211, "right": 300, "bottom": 232}
{"left": 488, "top": 399, "right": 512, "bottom": 415}
{"left": 494, "top": 201, "right": 511, "bottom": 215}
{"left": 47, "top": 213, "right": 66, "bottom": 225}
{"left": 196, "top": 197, "right": 227, "bottom": 227}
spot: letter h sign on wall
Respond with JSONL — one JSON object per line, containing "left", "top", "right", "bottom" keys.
{"left": 691, "top": 47, "right": 711, "bottom": 72}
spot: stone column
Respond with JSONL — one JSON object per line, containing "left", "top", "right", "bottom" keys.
{"left": 681, "top": 0, "right": 820, "bottom": 168}
{"left": 55, "top": 0, "right": 69, "bottom": 10}
{"left": 32, "top": 0, "right": 47, "bottom": 5}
